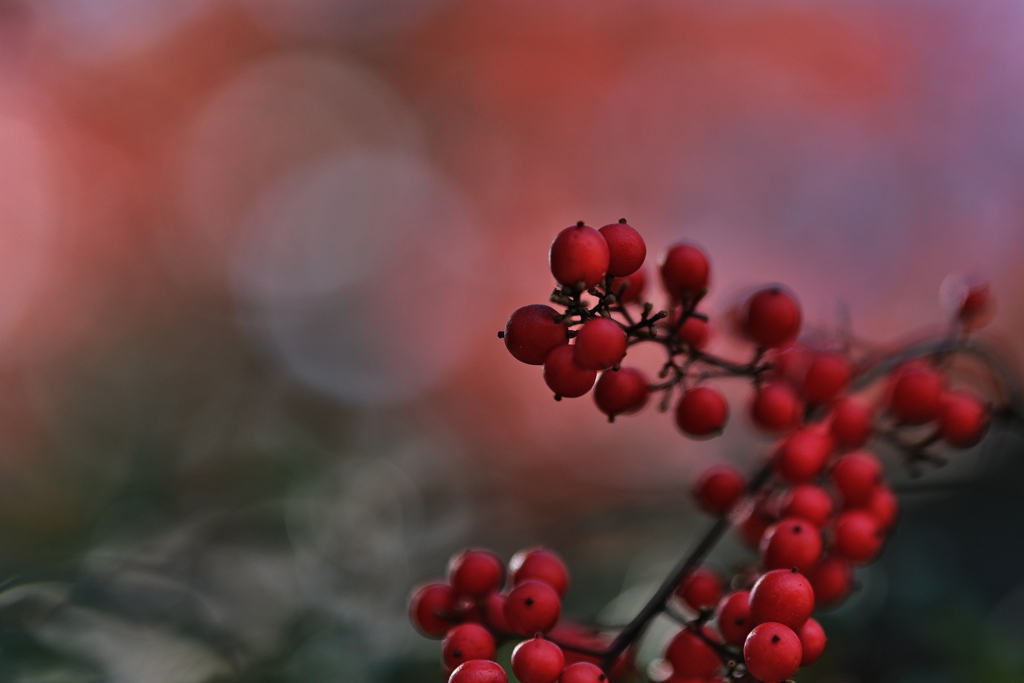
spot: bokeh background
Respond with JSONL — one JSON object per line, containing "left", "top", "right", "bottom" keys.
{"left": 0, "top": 0, "right": 1022, "bottom": 681}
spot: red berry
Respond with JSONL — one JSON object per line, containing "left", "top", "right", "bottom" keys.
{"left": 480, "top": 592, "right": 510, "bottom": 634}
{"left": 663, "top": 626, "right": 722, "bottom": 678}
{"left": 798, "top": 617, "right": 827, "bottom": 666}
{"left": 676, "top": 315, "right": 710, "bottom": 350}
{"left": 675, "top": 386, "right": 729, "bottom": 438}
{"left": 774, "top": 427, "right": 834, "bottom": 484}
{"left": 511, "top": 636, "right": 564, "bottom": 683}
{"left": 659, "top": 242, "right": 710, "bottom": 302}
{"left": 830, "top": 451, "right": 883, "bottom": 507}
{"left": 779, "top": 485, "right": 834, "bottom": 529}
{"left": 503, "top": 305, "right": 568, "bottom": 365}
{"left": 676, "top": 567, "right": 724, "bottom": 611}
{"left": 809, "top": 556, "right": 853, "bottom": 608}
{"left": 742, "top": 286, "right": 802, "bottom": 349}
{"left": 760, "top": 517, "right": 823, "bottom": 573}
{"left": 770, "top": 345, "right": 811, "bottom": 387}
{"left": 510, "top": 547, "right": 570, "bottom": 597}
{"left": 860, "top": 484, "right": 899, "bottom": 530}
{"left": 609, "top": 268, "right": 646, "bottom": 304}
{"left": 692, "top": 463, "right": 746, "bottom": 516}
{"left": 887, "top": 365, "right": 944, "bottom": 425}
{"left": 504, "top": 580, "right": 561, "bottom": 635}
{"left": 599, "top": 220, "right": 646, "bottom": 277}
{"left": 542, "top": 345, "right": 597, "bottom": 399}
{"left": 743, "top": 623, "right": 802, "bottom": 683}
{"left": 449, "top": 660, "right": 508, "bottom": 683}
{"left": 594, "top": 367, "right": 650, "bottom": 419}
{"left": 802, "top": 353, "right": 851, "bottom": 405}
{"left": 939, "top": 389, "right": 989, "bottom": 448}
{"left": 832, "top": 510, "right": 884, "bottom": 564}
{"left": 715, "top": 590, "right": 753, "bottom": 646}
{"left": 549, "top": 223, "right": 610, "bottom": 291}
{"left": 829, "top": 398, "right": 873, "bottom": 449}
{"left": 749, "top": 382, "right": 803, "bottom": 433}
{"left": 448, "top": 549, "right": 505, "bottom": 599}
{"left": 573, "top": 318, "right": 627, "bottom": 370}
{"left": 736, "top": 496, "right": 780, "bottom": 548}
{"left": 409, "top": 581, "right": 459, "bottom": 638}
{"left": 558, "top": 661, "right": 606, "bottom": 683}
{"left": 749, "top": 568, "right": 815, "bottom": 631}
{"left": 443, "top": 623, "right": 497, "bottom": 671}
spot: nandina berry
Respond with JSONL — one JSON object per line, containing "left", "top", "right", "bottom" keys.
{"left": 760, "top": 517, "right": 823, "bottom": 573}
{"left": 594, "top": 367, "right": 650, "bottom": 419}
{"left": 549, "top": 222, "right": 610, "bottom": 291}
{"left": 676, "top": 567, "right": 724, "bottom": 611}
{"left": 480, "top": 592, "right": 510, "bottom": 633}
{"left": 573, "top": 318, "right": 627, "bottom": 370}
{"left": 939, "top": 389, "right": 990, "bottom": 448}
{"left": 558, "top": 661, "right": 606, "bottom": 683}
{"left": 830, "top": 451, "right": 883, "bottom": 507}
{"left": 887, "top": 365, "right": 944, "bottom": 425}
{"left": 509, "top": 547, "right": 570, "bottom": 597}
{"left": 609, "top": 269, "right": 646, "bottom": 304}
{"left": 511, "top": 636, "right": 564, "bottom": 683}
{"left": 743, "top": 622, "right": 802, "bottom": 683}
{"left": 443, "top": 623, "right": 497, "bottom": 671}
{"left": 860, "top": 483, "right": 899, "bottom": 530}
{"left": 504, "top": 580, "right": 561, "bottom": 635}
{"left": 663, "top": 626, "right": 722, "bottom": 678}
{"left": 692, "top": 463, "right": 746, "bottom": 516}
{"left": 676, "top": 315, "right": 710, "bottom": 350}
{"left": 715, "top": 590, "right": 753, "bottom": 646}
{"left": 808, "top": 556, "right": 853, "bottom": 608}
{"left": 448, "top": 659, "right": 508, "bottom": 683}
{"left": 742, "top": 286, "right": 802, "bottom": 349}
{"left": 659, "top": 242, "right": 710, "bottom": 302}
{"left": 675, "top": 386, "right": 728, "bottom": 438}
{"left": 829, "top": 397, "right": 873, "bottom": 449}
{"left": 802, "top": 352, "right": 851, "bottom": 405}
{"left": 798, "top": 617, "right": 827, "bottom": 666}
{"left": 780, "top": 485, "right": 834, "bottom": 529}
{"left": 599, "top": 220, "right": 646, "bottom": 277}
{"left": 749, "top": 382, "right": 803, "bottom": 433}
{"left": 773, "top": 426, "right": 834, "bottom": 483}
{"left": 409, "top": 581, "right": 460, "bottom": 638}
{"left": 448, "top": 549, "right": 505, "bottom": 599}
{"left": 503, "top": 305, "right": 568, "bottom": 365}
{"left": 543, "top": 345, "right": 597, "bottom": 399}
{"left": 833, "top": 510, "right": 884, "bottom": 564}
{"left": 749, "top": 568, "right": 815, "bottom": 631}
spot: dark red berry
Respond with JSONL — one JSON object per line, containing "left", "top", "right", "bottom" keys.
{"left": 692, "top": 463, "right": 746, "bottom": 516}
{"left": 480, "top": 592, "right": 510, "bottom": 634}
{"left": 676, "top": 567, "right": 724, "bottom": 611}
{"left": 744, "top": 622, "right": 802, "bottom": 683}
{"left": 409, "top": 581, "right": 460, "bottom": 638}
{"left": 594, "top": 367, "right": 649, "bottom": 419}
{"left": 573, "top": 318, "right": 627, "bottom": 370}
{"left": 609, "top": 269, "right": 646, "bottom": 304}
{"left": 736, "top": 496, "right": 780, "bottom": 548}
{"left": 599, "top": 221, "right": 646, "bottom": 277}
{"left": 802, "top": 353, "right": 851, "bottom": 405}
{"left": 774, "top": 426, "right": 834, "bottom": 484}
{"left": 742, "top": 286, "right": 802, "bottom": 349}
{"left": 860, "top": 484, "right": 899, "bottom": 530}
{"left": 511, "top": 636, "right": 564, "bottom": 683}
{"left": 809, "top": 556, "right": 853, "bottom": 608}
{"left": 675, "top": 386, "right": 728, "bottom": 438}
{"left": 798, "top": 617, "right": 827, "bottom": 666}
{"left": 676, "top": 315, "right": 710, "bottom": 350}
{"left": 558, "top": 661, "right": 607, "bottom": 683}
{"left": 833, "top": 510, "right": 884, "bottom": 564}
{"left": 749, "top": 568, "right": 815, "bottom": 631}
{"left": 503, "top": 305, "right": 568, "bottom": 365}
{"left": 760, "top": 517, "right": 823, "bottom": 573}
{"left": 448, "top": 549, "right": 505, "bottom": 599}
{"left": 887, "top": 365, "right": 944, "bottom": 425}
{"left": 829, "top": 398, "right": 873, "bottom": 449}
{"left": 780, "top": 485, "right": 834, "bottom": 529}
{"left": 663, "top": 626, "right": 722, "bottom": 678}
{"left": 659, "top": 242, "right": 710, "bottom": 302}
{"left": 542, "top": 345, "right": 597, "bottom": 399}
{"left": 443, "top": 623, "right": 497, "bottom": 671}
{"left": 509, "top": 547, "right": 570, "bottom": 597}
{"left": 830, "top": 451, "right": 883, "bottom": 507}
{"left": 749, "top": 382, "right": 803, "bottom": 433}
{"left": 549, "top": 223, "right": 610, "bottom": 291}
{"left": 448, "top": 660, "right": 508, "bottom": 683}
{"left": 715, "top": 590, "right": 753, "bottom": 646}
{"left": 939, "top": 389, "right": 989, "bottom": 448}
{"left": 504, "top": 580, "right": 561, "bottom": 635}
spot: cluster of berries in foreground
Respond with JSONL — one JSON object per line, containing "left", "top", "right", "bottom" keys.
{"left": 412, "top": 221, "right": 1005, "bottom": 683}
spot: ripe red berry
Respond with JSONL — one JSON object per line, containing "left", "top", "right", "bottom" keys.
{"left": 802, "top": 353, "right": 851, "bottom": 405}
{"left": 742, "top": 286, "right": 802, "bottom": 349}
{"left": 829, "top": 398, "right": 873, "bottom": 449}
{"left": 503, "top": 305, "right": 568, "bottom": 365}
{"left": 798, "top": 617, "right": 827, "bottom": 666}
{"left": 808, "top": 556, "right": 853, "bottom": 608}
{"left": 443, "top": 623, "right": 497, "bottom": 671}
{"left": 760, "top": 517, "right": 823, "bottom": 573}
{"left": 663, "top": 626, "right": 722, "bottom": 678}
{"left": 573, "top": 318, "right": 627, "bottom": 370}
{"left": 780, "top": 485, "right": 834, "bottom": 529}
{"left": 939, "top": 389, "right": 989, "bottom": 448}
{"left": 833, "top": 510, "right": 884, "bottom": 564}
{"left": 860, "top": 483, "right": 899, "bottom": 530}
{"left": 448, "top": 660, "right": 508, "bottom": 683}
{"left": 543, "top": 345, "right": 597, "bottom": 399}
{"left": 594, "top": 367, "right": 649, "bottom": 419}
{"left": 599, "top": 220, "right": 646, "bottom": 277}
{"left": 675, "top": 386, "right": 729, "bottom": 438}
{"left": 549, "top": 223, "right": 610, "bottom": 291}
{"left": 504, "top": 580, "right": 561, "bottom": 635}
{"left": 715, "top": 590, "right": 753, "bottom": 646}
{"left": 558, "top": 661, "right": 606, "bottom": 683}
{"left": 480, "top": 592, "right": 510, "bottom": 633}
{"left": 743, "top": 622, "right": 802, "bottom": 683}
{"left": 676, "top": 315, "right": 710, "bottom": 350}
{"left": 692, "top": 463, "right": 746, "bottom": 516}
{"left": 749, "top": 568, "right": 815, "bottom": 631}
{"left": 409, "top": 581, "right": 460, "bottom": 638}
{"left": 830, "top": 451, "right": 883, "bottom": 507}
{"left": 749, "top": 382, "right": 803, "bottom": 433}
{"left": 773, "top": 426, "right": 834, "bottom": 484}
{"left": 659, "top": 242, "right": 710, "bottom": 302}
{"left": 510, "top": 547, "right": 570, "bottom": 597}
{"left": 676, "top": 567, "right": 724, "bottom": 612}
{"left": 736, "top": 496, "right": 780, "bottom": 548}
{"left": 511, "top": 636, "right": 564, "bottom": 683}
{"left": 448, "top": 549, "right": 505, "bottom": 599}
{"left": 887, "top": 365, "right": 944, "bottom": 425}
{"left": 609, "top": 268, "right": 646, "bottom": 304}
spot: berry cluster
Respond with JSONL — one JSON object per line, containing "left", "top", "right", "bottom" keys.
{"left": 415, "top": 222, "right": 1008, "bottom": 683}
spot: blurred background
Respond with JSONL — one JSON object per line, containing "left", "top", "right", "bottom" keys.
{"left": 0, "top": 0, "right": 1021, "bottom": 681}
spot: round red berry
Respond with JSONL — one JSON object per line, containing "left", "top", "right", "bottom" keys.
{"left": 736, "top": 496, "right": 780, "bottom": 548}
{"left": 743, "top": 622, "right": 802, "bottom": 683}
{"left": 774, "top": 426, "right": 834, "bottom": 483}
{"left": 543, "top": 345, "right": 597, "bottom": 399}
{"left": 504, "top": 580, "right": 561, "bottom": 635}
{"left": 594, "top": 367, "right": 649, "bottom": 419}
{"left": 939, "top": 389, "right": 989, "bottom": 448}
{"left": 860, "top": 484, "right": 899, "bottom": 530}
{"left": 802, "top": 353, "right": 851, "bottom": 405}
{"left": 809, "top": 556, "right": 853, "bottom": 608}
{"left": 549, "top": 223, "right": 610, "bottom": 291}
{"left": 692, "top": 463, "right": 746, "bottom": 516}
{"left": 663, "top": 626, "right": 722, "bottom": 678}
{"left": 599, "top": 220, "right": 646, "bottom": 277}
{"left": 830, "top": 451, "right": 883, "bottom": 507}
{"left": 659, "top": 242, "right": 710, "bottom": 302}
{"left": 749, "top": 382, "right": 803, "bottom": 433}
{"left": 675, "top": 386, "right": 729, "bottom": 438}
{"left": 558, "top": 661, "right": 606, "bottom": 683}
{"left": 676, "top": 567, "right": 724, "bottom": 612}
{"left": 887, "top": 365, "right": 944, "bottom": 425}
{"left": 742, "top": 286, "right": 802, "bottom": 349}
{"left": 749, "top": 568, "right": 815, "bottom": 631}
{"left": 443, "top": 623, "right": 497, "bottom": 671}
{"left": 833, "top": 510, "right": 884, "bottom": 564}
{"left": 448, "top": 549, "right": 505, "bottom": 599}
{"left": 573, "top": 318, "right": 627, "bottom": 370}
{"left": 503, "top": 305, "right": 568, "bottom": 365}
{"left": 715, "top": 590, "right": 753, "bottom": 646}
{"left": 409, "top": 581, "right": 459, "bottom": 638}
{"left": 829, "top": 398, "right": 873, "bottom": 449}
{"left": 798, "top": 617, "right": 827, "bottom": 666}
{"left": 509, "top": 547, "right": 570, "bottom": 597}
{"left": 676, "top": 314, "right": 710, "bottom": 350}
{"left": 609, "top": 268, "right": 646, "bottom": 304}
{"left": 511, "top": 636, "right": 564, "bottom": 683}
{"left": 480, "top": 592, "right": 510, "bottom": 633}
{"left": 760, "top": 517, "right": 823, "bottom": 573}
{"left": 449, "top": 660, "right": 508, "bottom": 683}
{"left": 780, "top": 485, "right": 834, "bottom": 529}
